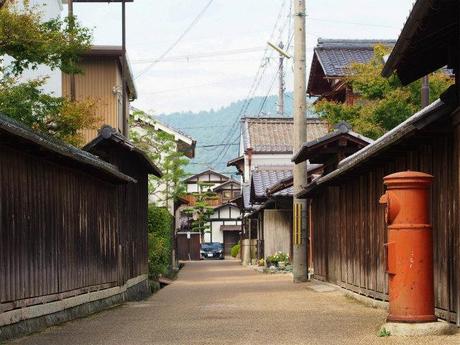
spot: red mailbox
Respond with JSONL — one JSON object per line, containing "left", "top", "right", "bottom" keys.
{"left": 379, "top": 171, "right": 436, "bottom": 323}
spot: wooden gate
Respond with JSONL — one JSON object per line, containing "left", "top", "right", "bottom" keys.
{"left": 223, "top": 231, "right": 240, "bottom": 256}
{"left": 176, "top": 232, "right": 201, "bottom": 261}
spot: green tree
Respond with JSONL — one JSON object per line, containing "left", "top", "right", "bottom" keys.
{"left": 147, "top": 205, "right": 173, "bottom": 280}
{"left": 315, "top": 45, "right": 453, "bottom": 139}
{"left": 129, "top": 110, "right": 189, "bottom": 206}
{"left": 183, "top": 182, "right": 218, "bottom": 242}
{"left": 0, "top": 1, "right": 99, "bottom": 146}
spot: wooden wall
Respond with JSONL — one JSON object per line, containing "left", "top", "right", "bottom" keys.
{"left": 310, "top": 125, "right": 459, "bottom": 323}
{"left": 85, "top": 143, "right": 150, "bottom": 282}
{"left": 62, "top": 56, "right": 122, "bottom": 143}
{"left": 0, "top": 143, "right": 147, "bottom": 312}
{"left": 263, "top": 209, "right": 292, "bottom": 258}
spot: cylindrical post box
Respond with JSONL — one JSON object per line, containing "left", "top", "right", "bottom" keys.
{"left": 379, "top": 171, "right": 436, "bottom": 323}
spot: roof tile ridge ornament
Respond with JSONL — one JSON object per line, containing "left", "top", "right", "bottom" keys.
{"left": 334, "top": 121, "right": 352, "bottom": 133}
{"left": 100, "top": 125, "right": 118, "bottom": 139}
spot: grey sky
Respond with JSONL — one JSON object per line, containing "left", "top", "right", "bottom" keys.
{"left": 69, "top": 0, "right": 414, "bottom": 114}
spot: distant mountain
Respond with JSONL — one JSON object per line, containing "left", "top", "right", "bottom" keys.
{"left": 156, "top": 94, "right": 296, "bottom": 175}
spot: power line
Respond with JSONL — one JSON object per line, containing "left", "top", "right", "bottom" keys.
{"left": 131, "top": 46, "right": 265, "bottom": 64}
{"left": 210, "top": 0, "right": 290, "bottom": 166}
{"left": 212, "top": 22, "right": 296, "bottom": 166}
{"left": 134, "top": 0, "right": 215, "bottom": 80}
{"left": 196, "top": 143, "right": 239, "bottom": 148}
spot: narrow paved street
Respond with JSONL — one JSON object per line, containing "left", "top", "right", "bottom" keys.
{"left": 9, "top": 261, "right": 459, "bottom": 345}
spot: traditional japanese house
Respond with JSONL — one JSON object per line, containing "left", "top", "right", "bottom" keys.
{"left": 227, "top": 117, "right": 328, "bottom": 264}
{"left": 84, "top": 125, "right": 162, "bottom": 282}
{"left": 296, "top": 0, "right": 460, "bottom": 326}
{"left": 0, "top": 117, "right": 159, "bottom": 341}
{"left": 308, "top": 39, "right": 395, "bottom": 103}
{"left": 207, "top": 203, "right": 242, "bottom": 256}
{"left": 213, "top": 179, "right": 241, "bottom": 204}
{"left": 176, "top": 169, "right": 242, "bottom": 259}
{"left": 249, "top": 164, "right": 323, "bottom": 261}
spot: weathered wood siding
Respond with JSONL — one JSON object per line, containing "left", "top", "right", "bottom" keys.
{"left": 311, "top": 128, "right": 459, "bottom": 322}
{"left": 0, "top": 142, "right": 148, "bottom": 312}
{"left": 85, "top": 145, "right": 150, "bottom": 282}
{"left": 263, "top": 209, "right": 292, "bottom": 258}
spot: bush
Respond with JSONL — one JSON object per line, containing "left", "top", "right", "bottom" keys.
{"left": 266, "top": 251, "right": 289, "bottom": 266}
{"left": 147, "top": 205, "right": 173, "bottom": 280}
{"left": 230, "top": 243, "right": 240, "bottom": 258}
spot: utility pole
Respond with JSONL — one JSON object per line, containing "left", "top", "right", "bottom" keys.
{"left": 421, "top": 75, "right": 430, "bottom": 108}
{"left": 278, "top": 41, "right": 285, "bottom": 116}
{"left": 268, "top": 41, "right": 291, "bottom": 116}
{"left": 121, "top": 0, "right": 128, "bottom": 136}
{"left": 292, "top": 0, "right": 308, "bottom": 282}
{"left": 68, "top": 0, "right": 76, "bottom": 101}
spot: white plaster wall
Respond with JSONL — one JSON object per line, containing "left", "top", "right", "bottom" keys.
{"left": 251, "top": 154, "right": 293, "bottom": 168}
{"left": 205, "top": 220, "right": 241, "bottom": 243}
{"left": 206, "top": 204, "right": 241, "bottom": 243}
{"left": 5, "top": 1, "right": 64, "bottom": 97}
{"left": 186, "top": 184, "right": 199, "bottom": 193}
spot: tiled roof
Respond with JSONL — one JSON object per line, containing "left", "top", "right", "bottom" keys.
{"left": 242, "top": 117, "right": 329, "bottom": 153}
{"left": 242, "top": 183, "right": 252, "bottom": 210}
{"left": 314, "top": 39, "right": 396, "bottom": 77}
{"left": 213, "top": 179, "right": 241, "bottom": 191}
{"left": 308, "top": 39, "right": 396, "bottom": 96}
{"left": 84, "top": 125, "right": 163, "bottom": 177}
{"left": 251, "top": 165, "right": 293, "bottom": 200}
{"left": 0, "top": 114, "right": 135, "bottom": 183}
{"left": 292, "top": 121, "right": 374, "bottom": 163}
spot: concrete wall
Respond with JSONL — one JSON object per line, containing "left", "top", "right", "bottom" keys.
{"left": 0, "top": 274, "right": 149, "bottom": 342}
{"left": 263, "top": 209, "right": 292, "bottom": 258}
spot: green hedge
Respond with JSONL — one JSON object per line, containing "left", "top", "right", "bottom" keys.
{"left": 230, "top": 243, "right": 240, "bottom": 258}
{"left": 147, "top": 205, "right": 173, "bottom": 280}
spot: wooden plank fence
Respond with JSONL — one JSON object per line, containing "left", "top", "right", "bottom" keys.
{"left": 310, "top": 126, "right": 459, "bottom": 323}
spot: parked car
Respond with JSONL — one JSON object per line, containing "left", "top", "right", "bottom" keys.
{"left": 200, "top": 242, "right": 224, "bottom": 260}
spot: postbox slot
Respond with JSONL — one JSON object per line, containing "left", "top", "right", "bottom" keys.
{"left": 384, "top": 242, "right": 396, "bottom": 275}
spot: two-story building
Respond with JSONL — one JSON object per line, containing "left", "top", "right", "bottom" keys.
{"left": 176, "top": 169, "right": 242, "bottom": 259}
{"left": 227, "top": 117, "right": 329, "bottom": 264}
{"left": 308, "top": 39, "right": 396, "bottom": 103}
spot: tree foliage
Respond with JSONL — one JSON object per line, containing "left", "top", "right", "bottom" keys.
{"left": 183, "top": 182, "right": 218, "bottom": 240}
{"left": 129, "top": 110, "right": 189, "bottom": 205}
{"left": 147, "top": 205, "right": 173, "bottom": 280}
{"left": 0, "top": 1, "right": 91, "bottom": 76}
{"left": 0, "top": 1, "right": 99, "bottom": 146}
{"left": 315, "top": 45, "right": 454, "bottom": 139}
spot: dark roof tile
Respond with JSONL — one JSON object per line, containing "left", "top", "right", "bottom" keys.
{"left": 242, "top": 117, "right": 329, "bottom": 153}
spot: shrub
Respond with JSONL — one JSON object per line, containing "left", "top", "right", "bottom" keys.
{"left": 266, "top": 251, "right": 289, "bottom": 266}
{"left": 147, "top": 205, "right": 173, "bottom": 280}
{"left": 230, "top": 243, "right": 240, "bottom": 258}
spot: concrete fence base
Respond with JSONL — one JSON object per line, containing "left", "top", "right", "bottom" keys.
{"left": 0, "top": 275, "right": 150, "bottom": 342}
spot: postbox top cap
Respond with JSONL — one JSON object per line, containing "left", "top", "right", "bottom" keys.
{"left": 383, "top": 171, "right": 433, "bottom": 185}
